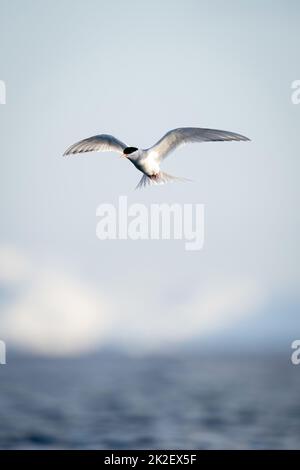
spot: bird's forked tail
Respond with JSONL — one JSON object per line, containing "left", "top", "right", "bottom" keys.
{"left": 135, "top": 172, "right": 190, "bottom": 190}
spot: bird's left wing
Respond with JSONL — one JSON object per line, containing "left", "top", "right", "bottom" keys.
{"left": 63, "top": 134, "right": 127, "bottom": 156}
{"left": 148, "top": 127, "right": 250, "bottom": 161}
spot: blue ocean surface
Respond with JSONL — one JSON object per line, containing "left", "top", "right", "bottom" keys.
{"left": 0, "top": 353, "right": 299, "bottom": 449}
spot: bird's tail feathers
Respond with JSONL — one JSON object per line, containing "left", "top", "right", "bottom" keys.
{"left": 135, "top": 172, "right": 191, "bottom": 190}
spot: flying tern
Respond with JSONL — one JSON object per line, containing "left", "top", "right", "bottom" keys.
{"left": 63, "top": 127, "right": 250, "bottom": 189}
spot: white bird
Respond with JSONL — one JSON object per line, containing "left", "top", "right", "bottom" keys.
{"left": 63, "top": 127, "right": 250, "bottom": 189}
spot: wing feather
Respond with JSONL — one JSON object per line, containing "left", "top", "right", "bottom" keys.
{"left": 63, "top": 134, "right": 127, "bottom": 156}
{"left": 149, "top": 127, "right": 250, "bottom": 161}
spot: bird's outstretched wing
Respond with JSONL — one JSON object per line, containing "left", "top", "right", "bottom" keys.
{"left": 63, "top": 134, "right": 127, "bottom": 156}
{"left": 149, "top": 127, "right": 250, "bottom": 161}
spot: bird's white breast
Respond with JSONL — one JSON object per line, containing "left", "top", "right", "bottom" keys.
{"left": 130, "top": 150, "right": 160, "bottom": 176}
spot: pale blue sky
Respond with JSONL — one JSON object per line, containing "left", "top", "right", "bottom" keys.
{"left": 0, "top": 0, "right": 299, "bottom": 354}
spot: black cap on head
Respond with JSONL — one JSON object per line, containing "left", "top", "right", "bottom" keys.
{"left": 123, "top": 147, "right": 138, "bottom": 155}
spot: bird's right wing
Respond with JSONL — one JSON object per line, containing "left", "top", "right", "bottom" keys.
{"left": 63, "top": 134, "right": 127, "bottom": 156}
{"left": 149, "top": 127, "right": 250, "bottom": 161}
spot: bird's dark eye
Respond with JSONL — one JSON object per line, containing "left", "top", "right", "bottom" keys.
{"left": 124, "top": 147, "right": 138, "bottom": 155}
